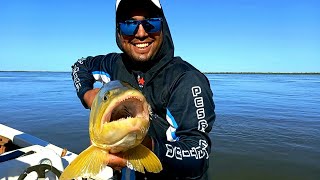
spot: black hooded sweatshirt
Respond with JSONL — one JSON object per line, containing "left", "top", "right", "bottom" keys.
{"left": 71, "top": 1, "right": 215, "bottom": 179}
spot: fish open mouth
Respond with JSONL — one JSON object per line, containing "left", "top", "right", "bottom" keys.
{"left": 103, "top": 92, "right": 149, "bottom": 123}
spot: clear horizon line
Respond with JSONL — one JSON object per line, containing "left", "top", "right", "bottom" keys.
{"left": 0, "top": 70, "right": 319, "bottom": 74}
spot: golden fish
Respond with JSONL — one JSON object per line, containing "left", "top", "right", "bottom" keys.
{"left": 60, "top": 80, "right": 162, "bottom": 179}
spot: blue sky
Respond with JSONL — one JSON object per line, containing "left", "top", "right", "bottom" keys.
{"left": 0, "top": 0, "right": 319, "bottom": 72}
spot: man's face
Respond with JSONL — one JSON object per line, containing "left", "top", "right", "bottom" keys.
{"left": 118, "top": 10, "right": 163, "bottom": 63}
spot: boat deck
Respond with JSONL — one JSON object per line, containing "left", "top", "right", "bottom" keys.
{"left": 0, "top": 124, "right": 113, "bottom": 180}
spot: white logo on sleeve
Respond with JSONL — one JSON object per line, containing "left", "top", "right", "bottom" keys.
{"left": 192, "top": 86, "right": 201, "bottom": 97}
{"left": 165, "top": 140, "right": 209, "bottom": 160}
{"left": 192, "top": 86, "right": 208, "bottom": 132}
{"left": 72, "top": 65, "right": 81, "bottom": 92}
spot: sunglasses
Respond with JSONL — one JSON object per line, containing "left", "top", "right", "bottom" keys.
{"left": 118, "top": 18, "right": 162, "bottom": 36}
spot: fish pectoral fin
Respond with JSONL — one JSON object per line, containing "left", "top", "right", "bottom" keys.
{"left": 60, "top": 145, "right": 109, "bottom": 180}
{"left": 124, "top": 144, "right": 163, "bottom": 174}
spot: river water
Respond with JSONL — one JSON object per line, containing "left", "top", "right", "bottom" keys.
{"left": 0, "top": 72, "right": 319, "bottom": 179}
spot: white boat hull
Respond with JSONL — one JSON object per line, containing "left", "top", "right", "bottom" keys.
{"left": 0, "top": 124, "right": 113, "bottom": 180}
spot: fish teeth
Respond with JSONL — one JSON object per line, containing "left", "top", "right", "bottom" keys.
{"left": 121, "top": 96, "right": 142, "bottom": 102}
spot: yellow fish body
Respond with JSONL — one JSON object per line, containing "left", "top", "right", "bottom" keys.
{"left": 60, "top": 80, "right": 162, "bottom": 179}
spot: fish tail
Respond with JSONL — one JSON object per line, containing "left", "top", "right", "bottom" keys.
{"left": 124, "top": 144, "right": 163, "bottom": 174}
{"left": 59, "top": 145, "right": 109, "bottom": 180}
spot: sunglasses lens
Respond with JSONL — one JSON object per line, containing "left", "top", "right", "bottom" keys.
{"left": 119, "top": 18, "right": 162, "bottom": 36}
{"left": 119, "top": 20, "right": 138, "bottom": 36}
{"left": 143, "top": 18, "right": 162, "bottom": 33}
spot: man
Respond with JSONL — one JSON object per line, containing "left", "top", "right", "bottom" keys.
{"left": 71, "top": 0, "right": 215, "bottom": 179}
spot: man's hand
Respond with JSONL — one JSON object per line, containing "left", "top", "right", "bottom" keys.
{"left": 107, "top": 136, "right": 153, "bottom": 171}
{"left": 107, "top": 153, "right": 127, "bottom": 171}
{"left": 83, "top": 88, "right": 100, "bottom": 108}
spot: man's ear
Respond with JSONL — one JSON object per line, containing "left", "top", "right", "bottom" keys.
{"left": 117, "top": 30, "right": 124, "bottom": 41}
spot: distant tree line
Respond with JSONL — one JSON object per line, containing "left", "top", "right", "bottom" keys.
{"left": 203, "top": 72, "right": 320, "bottom": 75}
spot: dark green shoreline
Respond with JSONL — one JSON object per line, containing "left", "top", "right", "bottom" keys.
{"left": 204, "top": 72, "right": 320, "bottom": 75}
{"left": 0, "top": 71, "right": 319, "bottom": 75}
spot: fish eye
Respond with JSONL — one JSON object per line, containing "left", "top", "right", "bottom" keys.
{"left": 103, "top": 92, "right": 110, "bottom": 101}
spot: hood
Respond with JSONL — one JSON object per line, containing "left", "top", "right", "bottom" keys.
{"left": 115, "top": 0, "right": 174, "bottom": 73}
